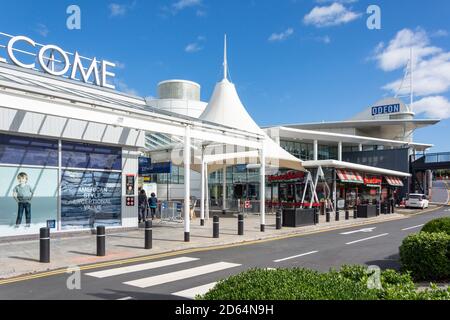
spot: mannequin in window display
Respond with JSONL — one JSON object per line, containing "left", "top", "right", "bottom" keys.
{"left": 13, "top": 172, "right": 34, "bottom": 228}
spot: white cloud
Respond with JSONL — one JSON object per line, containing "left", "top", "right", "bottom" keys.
{"left": 109, "top": 1, "right": 136, "bottom": 17}
{"left": 303, "top": 3, "right": 361, "bottom": 28}
{"left": 315, "top": 0, "right": 358, "bottom": 3}
{"left": 185, "top": 36, "right": 206, "bottom": 53}
{"left": 36, "top": 24, "right": 49, "bottom": 37}
{"left": 374, "top": 28, "right": 450, "bottom": 96}
{"left": 115, "top": 79, "right": 139, "bottom": 96}
{"left": 373, "top": 28, "right": 450, "bottom": 119}
{"left": 316, "top": 35, "right": 331, "bottom": 44}
{"left": 268, "top": 28, "right": 294, "bottom": 42}
{"left": 173, "top": 0, "right": 202, "bottom": 11}
{"left": 413, "top": 96, "right": 450, "bottom": 119}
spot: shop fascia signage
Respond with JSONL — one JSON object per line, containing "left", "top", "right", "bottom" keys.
{"left": 364, "top": 176, "right": 382, "bottom": 186}
{"left": 268, "top": 171, "right": 305, "bottom": 183}
{"left": 0, "top": 34, "right": 116, "bottom": 89}
{"left": 371, "top": 104, "right": 400, "bottom": 116}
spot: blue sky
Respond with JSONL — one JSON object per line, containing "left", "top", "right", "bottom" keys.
{"left": 0, "top": 0, "right": 449, "bottom": 151}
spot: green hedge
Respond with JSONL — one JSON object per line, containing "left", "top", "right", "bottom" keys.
{"left": 422, "top": 217, "right": 450, "bottom": 235}
{"left": 399, "top": 232, "right": 450, "bottom": 281}
{"left": 198, "top": 266, "right": 450, "bottom": 300}
{"left": 199, "top": 268, "right": 379, "bottom": 300}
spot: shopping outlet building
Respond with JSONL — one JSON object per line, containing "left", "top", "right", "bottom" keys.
{"left": 0, "top": 32, "right": 439, "bottom": 240}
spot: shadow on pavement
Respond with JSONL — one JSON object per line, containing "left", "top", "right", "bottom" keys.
{"left": 366, "top": 253, "right": 401, "bottom": 270}
{"left": 89, "top": 289, "right": 188, "bottom": 301}
{"left": 8, "top": 256, "right": 40, "bottom": 263}
{"left": 68, "top": 250, "right": 97, "bottom": 257}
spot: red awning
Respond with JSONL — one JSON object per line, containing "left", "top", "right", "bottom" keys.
{"left": 337, "top": 169, "right": 364, "bottom": 184}
{"left": 385, "top": 176, "right": 404, "bottom": 187}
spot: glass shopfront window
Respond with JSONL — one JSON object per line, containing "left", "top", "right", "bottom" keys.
{"left": 0, "top": 134, "right": 124, "bottom": 236}
{"left": 280, "top": 140, "right": 314, "bottom": 160}
{"left": 62, "top": 141, "right": 122, "bottom": 171}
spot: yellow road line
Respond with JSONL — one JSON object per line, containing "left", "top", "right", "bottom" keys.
{"left": 0, "top": 205, "right": 443, "bottom": 286}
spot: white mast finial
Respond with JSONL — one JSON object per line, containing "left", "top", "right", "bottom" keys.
{"left": 223, "top": 34, "right": 228, "bottom": 80}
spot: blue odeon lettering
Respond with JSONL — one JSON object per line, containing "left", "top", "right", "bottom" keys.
{"left": 371, "top": 104, "right": 400, "bottom": 116}
{"left": 0, "top": 34, "right": 116, "bottom": 89}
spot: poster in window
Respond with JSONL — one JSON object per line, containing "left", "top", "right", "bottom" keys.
{"left": 61, "top": 170, "right": 122, "bottom": 230}
{"left": 0, "top": 166, "right": 58, "bottom": 236}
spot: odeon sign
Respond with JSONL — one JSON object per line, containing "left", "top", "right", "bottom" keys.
{"left": 0, "top": 34, "right": 116, "bottom": 89}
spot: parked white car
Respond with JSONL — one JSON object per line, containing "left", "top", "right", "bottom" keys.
{"left": 405, "top": 194, "right": 430, "bottom": 209}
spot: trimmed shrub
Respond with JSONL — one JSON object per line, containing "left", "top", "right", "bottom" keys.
{"left": 399, "top": 232, "right": 450, "bottom": 281}
{"left": 198, "top": 266, "right": 450, "bottom": 300}
{"left": 199, "top": 268, "right": 379, "bottom": 300}
{"left": 422, "top": 217, "right": 450, "bottom": 235}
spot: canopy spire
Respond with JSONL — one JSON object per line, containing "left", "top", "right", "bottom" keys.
{"left": 223, "top": 34, "right": 228, "bottom": 80}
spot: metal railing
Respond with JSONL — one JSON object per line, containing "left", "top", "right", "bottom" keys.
{"left": 412, "top": 152, "right": 450, "bottom": 164}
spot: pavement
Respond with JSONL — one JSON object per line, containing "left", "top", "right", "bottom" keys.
{"left": 0, "top": 206, "right": 430, "bottom": 281}
{"left": 0, "top": 205, "right": 447, "bottom": 300}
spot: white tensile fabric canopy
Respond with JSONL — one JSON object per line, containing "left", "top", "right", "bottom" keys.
{"left": 199, "top": 77, "right": 304, "bottom": 172}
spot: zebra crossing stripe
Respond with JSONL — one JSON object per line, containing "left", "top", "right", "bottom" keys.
{"left": 85, "top": 257, "right": 199, "bottom": 278}
{"left": 172, "top": 282, "right": 218, "bottom": 299}
{"left": 124, "top": 262, "right": 241, "bottom": 289}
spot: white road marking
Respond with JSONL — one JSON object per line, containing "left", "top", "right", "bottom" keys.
{"left": 340, "top": 227, "right": 376, "bottom": 235}
{"left": 274, "top": 251, "right": 319, "bottom": 263}
{"left": 85, "top": 257, "right": 199, "bottom": 278}
{"left": 402, "top": 224, "right": 424, "bottom": 231}
{"left": 117, "top": 296, "right": 134, "bottom": 300}
{"left": 346, "top": 233, "right": 389, "bottom": 245}
{"left": 172, "top": 282, "right": 217, "bottom": 299}
{"left": 124, "top": 262, "right": 241, "bottom": 289}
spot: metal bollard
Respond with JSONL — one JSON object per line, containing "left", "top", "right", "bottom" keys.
{"left": 200, "top": 219, "right": 205, "bottom": 226}
{"left": 391, "top": 199, "right": 395, "bottom": 214}
{"left": 40, "top": 227, "right": 50, "bottom": 263}
{"left": 238, "top": 214, "right": 245, "bottom": 235}
{"left": 145, "top": 220, "right": 152, "bottom": 250}
{"left": 276, "top": 210, "right": 282, "bottom": 230}
{"left": 96, "top": 226, "right": 106, "bottom": 257}
{"left": 213, "top": 216, "right": 220, "bottom": 238}
{"left": 353, "top": 207, "right": 358, "bottom": 219}
{"left": 326, "top": 208, "right": 331, "bottom": 223}
{"left": 345, "top": 208, "right": 349, "bottom": 220}
{"left": 335, "top": 208, "right": 340, "bottom": 221}
{"left": 222, "top": 209, "right": 227, "bottom": 215}
{"left": 314, "top": 208, "right": 319, "bottom": 225}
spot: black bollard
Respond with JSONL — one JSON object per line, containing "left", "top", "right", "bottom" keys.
{"left": 314, "top": 207, "right": 319, "bottom": 225}
{"left": 335, "top": 208, "right": 340, "bottom": 221}
{"left": 353, "top": 207, "right": 358, "bottom": 219}
{"left": 145, "top": 220, "right": 152, "bottom": 250}
{"left": 238, "top": 214, "right": 245, "bottom": 235}
{"left": 213, "top": 216, "right": 220, "bottom": 238}
{"left": 222, "top": 209, "right": 227, "bottom": 215}
{"left": 97, "top": 226, "right": 106, "bottom": 257}
{"left": 326, "top": 208, "right": 331, "bottom": 223}
{"left": 391, "top": 199, "right": 395, "bottom": 214}
{"left": 345, "top": 208, "right": 350, "bottom": 220}
{"left": 200, "top": 219, "right": 205, "bottom": 226}
{"left": 276, "top": 210, "right": 282, "bottom": 230}
{"left": 261, "top": 224, "right": 265, "bottom": 232}
{"left": 39, "top": 227, "right": 50, "bottom": 263}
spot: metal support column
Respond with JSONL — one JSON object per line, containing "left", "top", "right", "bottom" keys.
{"left": 260, "top": 145, "right": 266, "bottom": 232}
{"left": 184, "top": 126, "right": 191, "bottom": 242}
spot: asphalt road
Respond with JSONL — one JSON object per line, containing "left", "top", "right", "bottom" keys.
{"left": 0, "top": 207, "right": 449, "bottom": 300}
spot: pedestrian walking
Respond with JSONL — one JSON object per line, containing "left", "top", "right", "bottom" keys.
{"left": 138, "top": 189, "right": 149, "bottom": 223}
{"left": 149, "top": 193, "right": 158, "bottom": 220}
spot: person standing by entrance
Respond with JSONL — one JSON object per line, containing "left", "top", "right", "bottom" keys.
{"left": 149, "top": 193, "right": 158, "bottom": 220}
{"left": 138, "top": 189, "right": 149, "bottom": 223}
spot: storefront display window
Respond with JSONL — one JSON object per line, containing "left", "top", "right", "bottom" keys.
{"left": 0, "top": 134, "right": 58, "bottom": 167}
{"left": 0, "top": 166, "right": 58, "bottom": 236}
{"left": 61, "top": 170, "right": 122, "bottom": 230}
{"left": 62, "top": 141, "right": 122, "bottom": 171}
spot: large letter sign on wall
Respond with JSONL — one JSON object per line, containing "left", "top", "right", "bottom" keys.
{"left": 38, "top": 44, "right": 71, "bottom": 76}
{"left": 7, "top": 35, "right": 36, "bottom": 69}
{"left": 2, "top": 33, "right": 116, "bottom": 89}
{"left": 70, "top": 52, "right": 100, "bottom": 86}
